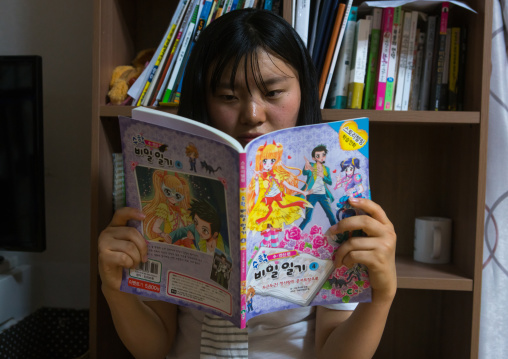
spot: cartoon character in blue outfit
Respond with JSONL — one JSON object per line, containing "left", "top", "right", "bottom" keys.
{"left": 298, "top": 144, "right": 336, "bottom": 230}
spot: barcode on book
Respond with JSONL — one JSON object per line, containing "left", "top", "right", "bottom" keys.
{"left": 129, "top": 259, "right": 162, "bottom": 283}
{"left": 138, "top": 260, "right": 160, "bottom": 275}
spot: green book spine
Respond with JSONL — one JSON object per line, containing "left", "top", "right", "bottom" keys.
{"left": 362, "top": 28, "right": 381, "bottom": 109}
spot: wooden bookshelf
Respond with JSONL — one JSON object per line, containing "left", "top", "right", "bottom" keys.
{"left": 90, "top": 0, "right": 492, "bottom": 358}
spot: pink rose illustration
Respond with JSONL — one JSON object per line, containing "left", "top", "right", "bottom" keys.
{"left": 284, "top": 226, "right": 302, "bottom": 241}
{"left": 311, "top": 249, "right": 320, "bottom": 258}
{"left": 302, "top": 247, "right": 311, "bottom": 254}
{"left": 294, "top": 241, "right": 305, "bottom": 251}
{"left": 312, "top": 236, "right": 326, "bottom": 249}
{"left": 309, "top": 225, "right": 323, "bottom": 236}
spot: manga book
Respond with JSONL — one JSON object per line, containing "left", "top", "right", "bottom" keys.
{"left": 118, "top": 107, "right": 371, "bottom": 328}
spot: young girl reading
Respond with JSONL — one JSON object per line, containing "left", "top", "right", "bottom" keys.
{"left": 98, "top": 8, "right": 397, "bottom": 359}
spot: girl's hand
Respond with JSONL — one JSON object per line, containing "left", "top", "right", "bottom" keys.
{"left": 98, "top": 207, "right": 148, "bottom": 292}
{"left": 329, "top": 198, "right": 397, "bottom": 303}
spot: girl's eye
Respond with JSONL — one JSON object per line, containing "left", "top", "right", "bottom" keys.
{"left": 266, "top": 90, "right": 282, "bottom": 98}
{"left": 271, "top": 159, "right": 276, "bottom": 164}
{"left": 219, "top": 94, "right": 237, "bottom": 102}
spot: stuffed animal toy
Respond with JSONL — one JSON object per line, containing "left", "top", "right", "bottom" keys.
{"left": 108, "top": 48, "right": 155, "bottom": 105}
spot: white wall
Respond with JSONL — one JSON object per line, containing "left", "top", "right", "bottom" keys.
{"left": 0, "top": 0, "right": 93, "bottom": 320}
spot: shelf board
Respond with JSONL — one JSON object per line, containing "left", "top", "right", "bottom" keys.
{"left": 100, "top": 105, "right": 480, "bottom": 124}
{"left": 396, "top": 256, "right": 473, "bottom": 291}
{"left": 322, "top": 109, "right": 480, "bottom": 124}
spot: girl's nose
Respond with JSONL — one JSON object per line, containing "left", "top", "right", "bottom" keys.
{"left": 241, "top": 99, "right": 266, "bottom": 125}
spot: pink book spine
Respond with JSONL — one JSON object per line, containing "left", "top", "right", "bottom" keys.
{"left": 375, "top": 7, "right": 394, "bottom": 110}
{"left": 239, "top": 152, "right": 247, "bottom": 329}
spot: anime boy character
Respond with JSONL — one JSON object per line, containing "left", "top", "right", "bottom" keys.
{"left": 247, "top": 141, "right": 311, "bottom": 248}
{"left": 246, "top": 286, "right": 256, "bottom": 312}
{"left": 168, "top": 198, "right": 226, "bottom": 255}
{"left": 334, "top": 157, "right": 364, "bottom": 198}
{"left": 142, "top": 170, "right": 192, "bottom": 242}
{"left": 185, "top": 142, "right": 199, "bottom": 172}
{"left": 298, "top": 144, "right": 336, "bottom": 230}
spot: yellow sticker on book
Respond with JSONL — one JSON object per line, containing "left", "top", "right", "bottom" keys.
{"left": 339, "top": 121, "right": 368, "bottom": 151}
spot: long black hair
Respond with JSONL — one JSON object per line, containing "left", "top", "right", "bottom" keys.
{"left": 177, "top": 8, "right": 322, "bottom": 126}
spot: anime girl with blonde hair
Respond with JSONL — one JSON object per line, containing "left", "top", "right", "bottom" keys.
{"left": 247, "top": 141, "right": 311, "bottom": 248}
{"left": 142, "top": 170, "right": 192, "bottom": 243}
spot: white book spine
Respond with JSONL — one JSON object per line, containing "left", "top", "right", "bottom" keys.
{"left": 350, "top": 19, "right": 371, "bottom": 84}
{"left": 295, "top": 0, "right": 310, "bottom": 46}
{"left": 401, "top": 11, "right": 419, "bottom": 111}
{"left": 393, "top": 11, "right": 412, "bottom": 111}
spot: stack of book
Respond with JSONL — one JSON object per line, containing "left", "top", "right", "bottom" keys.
{"left": 319, "top": 1, "right": 475, "bottom": 111}
{"left": 126, "top": 0, "right": 283, "bottom": 107}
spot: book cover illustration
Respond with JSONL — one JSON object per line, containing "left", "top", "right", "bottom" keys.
{"left": 119, "top": 116, "right": 244, "bottom": 327}
{"left": 243, "top": 118, "right": 372, "bottom": 322}
{"left": 118, "top": 111, "right": 371, "bottom": 328}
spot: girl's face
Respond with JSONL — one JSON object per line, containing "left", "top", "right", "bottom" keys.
{"left": 162, "top": 183, "right": 184, "bottom": 205}
{"left": 346, "top": 165, "right": 355, "bottom": 177}
{"left": 262, "top": 158, "right": 276, "bottom": 171}
{"left": 206, "top": 49, "right": 301, "bottom": 147}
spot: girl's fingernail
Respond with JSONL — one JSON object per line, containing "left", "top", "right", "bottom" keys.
{"left": 349, "top": 197, "right": 360, "bottom": 203}
{"left": 143, "top": 255, "right": 148, "bottom": 262}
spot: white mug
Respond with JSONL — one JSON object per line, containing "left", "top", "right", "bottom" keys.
{"left": 413, "top": 217, "right": 452, "bottom": 264}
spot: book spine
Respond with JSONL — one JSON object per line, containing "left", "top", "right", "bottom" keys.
{"left": 308, "top": 0, "right": 322, "bottom": 55}
{"left": 401, "top": 11, "right": 419, "bottom": 111}
{"left": 393, "top": 11, "right": 412, "bottom": 111}
{"left": 206, "top": 0, "right": 219, "bottom": 25}
{"left": 410, "top": 31, "right": 425, "bottom": 110}
{"left": 456, "top": 26, "right": 467, "bottom": 110}
{"left": 374, "top": 7, "right": 393, "bottom": 110}
{"left": 325, "top": 8, "right": 357, "bottom": 109}
{"left": 155, "top": 0, "right": 196, "bottom": 104}
{"left": 318, "top": 2, "right": 347, "bottom": 100}
{"left": 295, "top": 0, "right": 311, "bottom": 46}
{"left": 418, "top": 15, "right": 436, "bottom": 110}
{"left": 320, "top": 0, "right": 353, "bottom": 109}
{"left": 383, "top": 7, "right": 402, "bottom": 110}
{"left": 162, "top": 3, "right": 200, "bottom": 103}
{"left": 362, "top": 7, "right": 382, "bottom": 109}
{"left": 311, "top": 0, "right": 333, "bottom": 66}
{"left": 347, "top": 19, "right": 371, "bottom": 109}
{"left": 430, "top": 2, "right": 449, "bottom": 111}
{"left": 439, "top": 27, "right": 452, "bottom": 110}
{"left": 230, "top": 0, "right": 240, "bottom": 11}
{"left": 239, "top": 152, "right": 248, "bottom": 329}
{"left": 315, "top": 0, "right": 339, "bottom": 75}
{"left": 136, "top": 0, "right": 188, "bottom": 107}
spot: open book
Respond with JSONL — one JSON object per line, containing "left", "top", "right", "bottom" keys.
{"left": 119, "top": 107, "right": 372, "bottom": 328}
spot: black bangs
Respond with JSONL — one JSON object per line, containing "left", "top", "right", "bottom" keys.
{"left": 208, "top": 38, "right": 270, "bottom": 96}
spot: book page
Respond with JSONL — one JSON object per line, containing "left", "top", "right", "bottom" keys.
{"left": 118, "top": 115, "right": 243, "bottom": 327}
{"left": 243, "top": 118, "right": 372, "bottom": 322}
{"left": 132, "top": 107, "right": 244, "bottom": 152}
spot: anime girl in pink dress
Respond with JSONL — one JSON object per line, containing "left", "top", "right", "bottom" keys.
{"left": 247, "top": 141, "right": 312, "bottom": 248}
